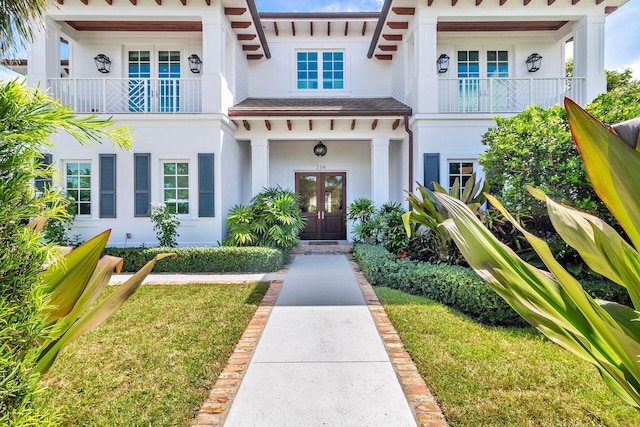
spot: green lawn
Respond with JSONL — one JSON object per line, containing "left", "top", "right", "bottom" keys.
{"left": 375, "top": 286, "right": 640, "bottom": 426}
{"left": 38, "top": 282, "right": 268, "bottom": 426}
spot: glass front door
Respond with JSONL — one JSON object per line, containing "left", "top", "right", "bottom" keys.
{"left": 296, "top": 172, "right": 346, "bottom": 240}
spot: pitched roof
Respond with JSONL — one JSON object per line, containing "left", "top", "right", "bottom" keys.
{"left": 228, "top": 97, "right": 412, "bottom": 117}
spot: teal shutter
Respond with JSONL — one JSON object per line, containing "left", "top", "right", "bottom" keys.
{"left": 35, "top": 153, "right": 52, "bottom": 193}
{"left": 423, "top": 153, "right": 440, "bottom": 191}
{"left": 198, "top": 153, "right": 215, "bottom": 217}
{"left": 99, "top": 154, "right": 116, "bottom": 218}
{"left": 134, "top": 153, "right": 150, "bottom": 217}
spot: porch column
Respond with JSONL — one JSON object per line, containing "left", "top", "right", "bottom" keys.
{"left": 251, "top": 137, "right": 269, "bottom": 196}
{"left": 201, "top": 14, "right": 223, "bottom": 113}
{"left": 416, "top": 14, "right": 438, "bottom": 114}
{"left": 27, "top": 18, "right": 60, "bottom": 88}
{"left": 371, "top": 137, "right": 390, "bottom": 207}
{"left": 572, "top": 15, "right": 606, "bottom": 104}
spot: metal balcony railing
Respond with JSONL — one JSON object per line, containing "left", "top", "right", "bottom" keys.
{"left": 438, "top": 77, "right": 585, "bottom": 113}
{"left": 48, "top": 78, "right": 202, "bottom": 114}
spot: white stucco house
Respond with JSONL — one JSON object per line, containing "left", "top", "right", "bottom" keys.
{"left": 26, "top": 0, "right": 628, "bottom": 245}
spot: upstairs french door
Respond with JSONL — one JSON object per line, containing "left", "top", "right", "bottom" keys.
{"left": 457, "top": 50, "right": 509, "bottom": 112}
{"left": 128, "top": 50, "right": 181, "bottom": 113}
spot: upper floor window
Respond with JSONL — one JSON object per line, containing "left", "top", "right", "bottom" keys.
{"left": 297, "top": 51, "right": 344, "bottom": 90}
{"left": 65, "top": 161, "right": 92, "bottom": 216}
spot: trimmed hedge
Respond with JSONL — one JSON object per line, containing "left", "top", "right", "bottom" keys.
{"left": 353, "top": 244, "right": 631, "bottom": 327}
{"left": 104, "top": 246, "right": 284, "bottom": 273}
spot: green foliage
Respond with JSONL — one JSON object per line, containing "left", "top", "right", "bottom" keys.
{"left": 587, "top": 78, "right": 640, "bottom": 126}
{"left": 605, "top": 68, "right": 639, "bottom": 92}
{"left": 0, "top": 81, "right": 130, "bottom": 425}
{"left": 104, "top": 246, "right": 284, "bottom": 273}
{"left": 402, "top": 173, "right": 487, "bottom": 264}
{"left": 437, "top": 99, "right": 640, "bottom": 407}
{"left": 224, "top": 187, "right": 305, "bottom": 252}
{"left": 347, "top": 197, "right": 376, "bottom": 224}
{"left": 346, "top": 199, "right": 409, "bottom": 253}
{"left": 150, "top": 203, "right": 180, "bottom": 247}
{"left": 43, "top": 195, "right": 79, "bottom": 246}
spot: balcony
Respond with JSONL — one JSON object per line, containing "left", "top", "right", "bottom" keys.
{"left": 438, "top": 77, "right": 585, "bottom": 114}
{"left": 48, "top": 78, "right": 202, "bottom": 114}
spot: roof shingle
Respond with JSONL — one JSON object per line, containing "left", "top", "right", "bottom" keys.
{"left": 228, "top": 97, "right": 412, "bottom": 117}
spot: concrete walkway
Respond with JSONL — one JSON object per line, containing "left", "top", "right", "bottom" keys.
{"left": 223, "top": 255, "right": 416, "bottom": 426}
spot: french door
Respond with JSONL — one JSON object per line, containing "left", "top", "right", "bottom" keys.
{"left": 128, "top": 49, "right": 181, "bottom": 113}
{"left": 296, "top": 172, "right": 346, "bottom": 240}
{"left": 457, "top": 50, "right": 509, "bottom": 112}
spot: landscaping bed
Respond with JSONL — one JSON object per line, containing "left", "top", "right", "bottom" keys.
{"left": 37, "top": 282, "right": 268, "bottom": 426}
{"left": 376, "top": 287, "right": 640, "bottom": 426}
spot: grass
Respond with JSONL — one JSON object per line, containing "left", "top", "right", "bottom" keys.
{"left": 375, "top": 286, "right": 640, "bottom": 427}
{"left": 38, "top": 282, "right": 268, "bottom": 426}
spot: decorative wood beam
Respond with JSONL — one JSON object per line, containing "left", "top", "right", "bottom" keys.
{"left": 523, "top": 0, "right": 532, "bottom": 5}
{"left": 327, "top": 22, "right": 331, "bottom": 36}
{"left": 243, "top": 120, "right": 250, "bottom": 131}
{"left": 572, "top": 0, "right": 580, "bottom": 4}
{"left": 292, "top": 22, "right": 296, "bottom": 36}
{"left": 155, "top": 0, "right": 161, "bottom": 5}
{"left": 362, "top": 22, "right": 367, "bottom": 36}
{"left": 224, "top": 7, "right": 246, "bottom": 15}
{"left": 383, "top": 34, "right": 402, "bottom": 41}
{"left": 247, "top": 54, "right": 263, "bottom": 60}
{"left": 330, "top": 119, "right": 334, "bottom": 130}
{"left": 428, "top": 0, "right": 434, "bottom": 5}
{"left": 605, "top": 6, "right": 617, "bottom": 13}
{"left": 56, "top": 0, "right": 63, "bottom": 4}
{"left": 310, "top": 22, "right": 313, "bottom": 36}
{"left": 287, "top": 120, "right": 292, "bottom": 131}
{"left": 231, "top": 22, "right": 251, "bottom": 29}
{"left": 452, "top": 0, "right": 458, "bottom": 5}
{"left": 476, "top": 0, "right": 482, "bottom": 5}
{"left": 265, "top": 120, "right": 271, "bottom": 131}
{"left": 499, "top": 0, "right": 507, "bottom": 5}
{"left": 274, "top": 22, "right": 279, "bottom": 36}
{"left": 387, "top": 22, "right": 408, "bottom": 30}
{"left": 371, "top": 119, "right": 378, "bottom": 130}
{"left": 180, "top": 0, "right": 186, "bottom": 5}
{"left": 392, "top": 7, "right": 415, "bottom": 15}
{"left": 129, "top": 0, "right": 136, "bottom": 5}
{"left": 351, "top": 119, "right": 356, "bottom": 130}
{"left": 237, "top": 34, "right": 256, "bottom": 41}
{"left": 106, "top": 0, "right": 113, "bottom": 4}
{"left": 80, "top": 0, "right": 88, "bottom": 4}
{"left": 595, "top": 0, "right": 604, "bottom": 4}
{"left": 344, "top": 22, "right": 349, "bottom": 36}
{"left": 375, "top": 54, "right": 393, "bottom": 60}
{"left": 392, "top": 119, "right": 400, "bottom": 130}
{"left": 379, "top": 45, "right": 397, "bottom": 51}
{"left": 205, "top": 0, "right": 210, "bottom": 5}
{"left": 309, "top": 120, "right": 313, "bottom": 131}
{"left": 548, "top": 0, "right": 555, "bottom": 4}
{"left": 242, "top": 45, "right": 260, "bottom": 51}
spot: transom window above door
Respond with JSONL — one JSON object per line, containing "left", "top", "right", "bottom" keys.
{"left": 297, "top": 51, "right": 344, "bottom": 90}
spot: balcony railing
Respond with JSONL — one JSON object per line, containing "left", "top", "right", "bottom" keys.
{"left": 48, "top": 78, "right": 202, "bottom": 114}
{"left": 438, "top": 77, "right": 585, "bottom": 113}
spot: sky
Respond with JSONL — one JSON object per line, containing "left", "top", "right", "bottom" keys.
{"left": 255, "top": 0, "right": 640, "bottom": 78}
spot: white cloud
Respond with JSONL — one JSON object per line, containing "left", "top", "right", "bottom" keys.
{"left": 321, "top": 0, "right": 384, "bottom": 12}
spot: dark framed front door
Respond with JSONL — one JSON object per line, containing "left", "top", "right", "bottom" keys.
{"left": 296, "top": 172, "right": 346, "bottom": 240}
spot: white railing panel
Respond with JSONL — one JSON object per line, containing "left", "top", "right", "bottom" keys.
{"left": 438, "top": 77, "right": 585, "bottom": 113}
{"left": 48, "top": 78, "right": 202, "bottom": 114}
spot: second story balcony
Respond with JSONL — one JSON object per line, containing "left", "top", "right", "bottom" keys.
{"left": 48, "top": 78, "right": 202, "bottom": 114}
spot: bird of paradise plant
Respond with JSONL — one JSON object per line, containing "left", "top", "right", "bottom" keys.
{"left": 434, "top": 98, "right": 640, "bottom": 407}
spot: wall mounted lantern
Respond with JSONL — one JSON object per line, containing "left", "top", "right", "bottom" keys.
{"left": 313, "top": 141, "right": 327, "bottom": 157}
{"left": 436, "top": 54, "right": 450, "bottom": 74}
{"left": 188, "top": 54, "right": 202, "bottom": 73}
{"left": 526, "top": 53, "right": 543, "bottom": 72}
{"left": 93, "top": 54, "right": 111, "bottom": 73}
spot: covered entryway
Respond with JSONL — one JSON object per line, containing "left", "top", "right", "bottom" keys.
{"left": 296, "top": 172, "right": 346, "bottom": 240}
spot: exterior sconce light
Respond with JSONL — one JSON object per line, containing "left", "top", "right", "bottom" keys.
{"left": 436, "top": 54, "right": 450, "bottom": 74}
{"left": 94, "top": 54, "right": 111, "bottom": 73}
{"left": 188, "top": 54, "right": 202, "bottom": 73}
{"left": 526, "top": 53, "right": 543, "bottom": 72}
{"left": 313, "top": 141, "right": 327, "bottom": 157}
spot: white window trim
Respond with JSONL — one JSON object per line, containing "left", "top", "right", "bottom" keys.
{"left": 451, "top": 47, "right": 513, "bottom": 79}
{"left": 290, "top": 47, "right": 350, "bottom": 96}
{"left": 445, "top": 158, "right": 480, "bottom": 197}
{"left": 160, "top": 159, "right": 192, "bottom": 218}
{"left": 63, "top": 159, "right": 94, "bottom": 219}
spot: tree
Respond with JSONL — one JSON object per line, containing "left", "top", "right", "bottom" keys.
{"left": 0, "top": 0, "right": 47, "bottom": 57}
{"left": 0, "top": 81, "right": 130, "bottom": 425}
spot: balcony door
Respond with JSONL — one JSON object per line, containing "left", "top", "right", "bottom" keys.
{"left": 296, "top": 172, "right": 346, "bottom": 240}
{"left": 128, "top": 50, "right": 181, "bottom": 113}
{"left": 457, "top": 50, "right": 509, "bottom": 112}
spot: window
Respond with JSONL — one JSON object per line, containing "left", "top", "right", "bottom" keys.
{"left": 297, "top": 51, "right": 344, "bottom": 90}
{"left": 66, "top": 162, "right": 92, "bottom": 215}
{"left": 448, "top": 161, "right": 475, "bottom": 198}
{"left": 163, "top": 161, "right": 189, "bottom": 215}
{"left": 487, "top": 50, "right": 508, "bottom": 78}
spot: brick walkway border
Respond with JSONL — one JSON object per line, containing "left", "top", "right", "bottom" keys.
{"left": 348, "top": 255, "right": 449, "bottom": 427}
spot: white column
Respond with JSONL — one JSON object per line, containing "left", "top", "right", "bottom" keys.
{"left": 201, "top": 14, "right": 224, "bottom": 113}
{"left": 416, "top": 14, "right": 438, "bottom": 114}
{"left": 251, "top": 137, "right": 269, "bottom": 196}
{"left": 27, "top": 18, "right": 61, "bottom": 88}
{"left": 371, "top": 137, "right": 390, "bottom": 207}
{"left": 572, "top": 15, "right": 606, "bottom": 104}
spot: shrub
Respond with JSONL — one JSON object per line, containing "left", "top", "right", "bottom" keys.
{"left": 105, "top": 246, "right": 284, "bottom": 273}
{"left": 150, "top": 203, "right": 180, "bottom": 247}
{"left": 353, "top": 244, "right": 630, "bottom": 327}
{"left": 347, "top": 200, "right": 410, "bottom": 253}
